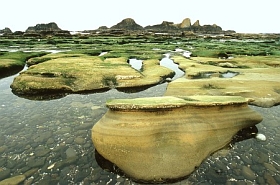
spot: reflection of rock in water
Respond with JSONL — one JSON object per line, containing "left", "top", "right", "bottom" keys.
{"left": 92, "top": 95, "right": 263, "bottom": 183}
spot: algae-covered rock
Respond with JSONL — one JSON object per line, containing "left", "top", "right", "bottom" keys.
{"left": 10, "top": 55, "right": 174, "bottom": 98}
{"left": 165, "top": 56, "right": 280, "bottom": 107}
{"left": 92, "top": 96, "right": 262, "bottom": 182}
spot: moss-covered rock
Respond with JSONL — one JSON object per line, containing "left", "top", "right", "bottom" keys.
{"left": 11, "top": 55, "right": 174, "bottom": 98}
{"left": 165, "top": 56, "right": 280, "bottom": 107}
{"left": 0, "top": 51, "right": 47, "bottom": 78}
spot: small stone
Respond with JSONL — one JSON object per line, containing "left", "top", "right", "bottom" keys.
{"left": 24, "top": 168, "right": 39, "bottom": 178}
{"left": 27, "top": 157, "right": 46, "bottom": 168}
{"left": 0, "top": 174, "right": 25, "bottom": 185}
{"left": 263, "top": 163, "right": 278, "bottom": 173}
{"left": 66, "top": 147, "right": 77, "bottom": 158}
{"left": 53, "top": 156, "right": 78, "bottom": 170}
{"left": 255, "top": 133, "right": 266, "bottom": 141}
{"left": 46, "top": 138, "right": 54, "bottom": 145}
{"left": 34, "top": 146, "right": 51, "bottom": 157}
{"left": 74, "top": 137, "right": 86, "bottom": 145}
{"left": 241, "top": 166, "right": 256, "bottom": 181}
{"left": 0, "top": 146, "right": 7, "bottom": 154}
{"left": 264, "top": 171, "right": 277, "bottom": 184}
{"left": 0, "top": 169, "right": 11, "bottom": 181}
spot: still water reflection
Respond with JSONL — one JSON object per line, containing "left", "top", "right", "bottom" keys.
{"left": 0, "top": 73, "right": 279, "bottom": 184}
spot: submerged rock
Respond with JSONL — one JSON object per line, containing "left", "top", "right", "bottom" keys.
{"left": 91, "top": 96, "right": 262, "bottom": 182}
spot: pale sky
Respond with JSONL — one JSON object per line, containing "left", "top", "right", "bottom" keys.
{"left": 1, "top": 0, "right": 279, "bottom": 33}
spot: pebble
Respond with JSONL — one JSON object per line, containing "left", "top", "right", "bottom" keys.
{"left": 74, "top": 137, "right": 86, "bottom": 145}
{"left": 241, "top": 166, "right": 256, "bottom": 181}
{"left": 34, "top": 146, "right": 51, "bottom": 157}
{"left": 263, "top": 162, "right": 278, "bottom": 173}
{"left": 255, "top": 133, "right": 266, "bottom": 141}
{"left": 0, "top": 169, "right": 11, "bottom": 181}
{"left": 66, "top": 147, "right": 77, "bottom": 158}
{"left": 0, "top": 174, "right": 25, "bottom": 185}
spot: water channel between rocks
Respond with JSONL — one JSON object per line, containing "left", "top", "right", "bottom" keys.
{"left": 0, "top": 70, "right": 280, "bottom": 184}
{"left": 129, "top": 55, "right": 185, "bottom": 80}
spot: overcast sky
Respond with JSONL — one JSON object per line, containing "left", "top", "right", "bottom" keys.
{"left": 1, "top": 0, "right": 279, "bottom": 33}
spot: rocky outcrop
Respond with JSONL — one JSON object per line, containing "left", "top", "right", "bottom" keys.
{"left": 165, "top": 56, "right": 280, "bottom": 107}
{"left": 92, "top": 96, "right": 262, "bottom": 182}
{"left": 145, "top": 21, "right": 179, "bottom": 32}
{"left": 10, "top": 55, "right": 174, "bottom": 99}
{"left": 179, "top": 18, "right": 191, "bottom": 28}
{"left": 192, "top": 20, "right": 200, "bottom": 27}
{"left": 25, "top": 22, "right": 62, "bottom": 33}
{"left": 110, "top": 18, "right": 143, "bottom": 30}
{"left": 0, "top": 27, "right": 12, "bottom": 34}
{"left": 23, "top": 22, "right": 71, "bottom": 37}
{"left": 105, "top": 18, "right": 228, "bottom": 34}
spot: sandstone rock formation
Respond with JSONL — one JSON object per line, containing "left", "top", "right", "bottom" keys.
{"left": 92, "top": 96, "right": 262, "bottom": 182}
{"left": 179, "top": 18, "right": 191, "bottom": 28}
{"left": 165, "top": 56, "right": 280, "bottom": 107}
{"left": 192, "top": 20, "right": 200, "bottom": 26}
{"left": 10, "top": 55, "right": 174, "bottom": 99}
{"left": 110, "top": 18, "right": 143, "bottom": 30}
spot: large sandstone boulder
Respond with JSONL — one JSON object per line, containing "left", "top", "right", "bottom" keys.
{"left": 192, "top": 20, "right": 200, "bottom": 26}
{"left": 92, "top": 96, "right": 262, "bottom": 182}
{"left": 179, "top": 18, "right": 191, "bottom": 28}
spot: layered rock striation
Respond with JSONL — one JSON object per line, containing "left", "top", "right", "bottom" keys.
{"left": 92, "top": 96, "right": 262, "bottom": 182}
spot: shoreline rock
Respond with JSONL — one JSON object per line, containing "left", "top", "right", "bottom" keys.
{"left": 92, "top": 95, "right": 263, "bottom": 182}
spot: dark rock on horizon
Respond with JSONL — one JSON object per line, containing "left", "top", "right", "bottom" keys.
{"left": 0, "top": 27, "right": 12, "bottom": 34}
{"left": 23, "top": 22, "right": 71, "bottom": 37}
{"left": 145, "top": 21, "right": 179, "bottom": 32}
{"left": 97, "top": 26, "right": 108, "bottom": 30}
{"left": 26, "top": 22, "right": 62, "bottom": 33}
{"left": 108, "top": 17, "right": 234, "bottom": 35}
{"left": 192, "top": 20, "right": 200, "bottom": 27}
{"left": 110, "top": 18, "right": 143, "bottom": 30}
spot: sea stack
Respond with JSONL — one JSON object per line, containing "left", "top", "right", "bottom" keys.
{"left": 92, "top": 95, "right": 262, "bottom": 182}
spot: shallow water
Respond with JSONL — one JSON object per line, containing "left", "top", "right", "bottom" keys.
{"left": 160, "top": 55, "right": 185, "bottom": 80}
{"left": 128, "top": 59, "right": 143, "bottom": 71}
{"left": 0, "top": 73, "right": 280, "bottom": 184}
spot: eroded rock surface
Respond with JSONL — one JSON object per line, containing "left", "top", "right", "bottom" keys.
{"left": 10, "top": 55, "right": 174, "bottom": 98}
{"left": 165, "top": 56, "right": 280, "bottom": 107}
{"left": 92, "top": 96, "right": 262, "bottom": 182}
